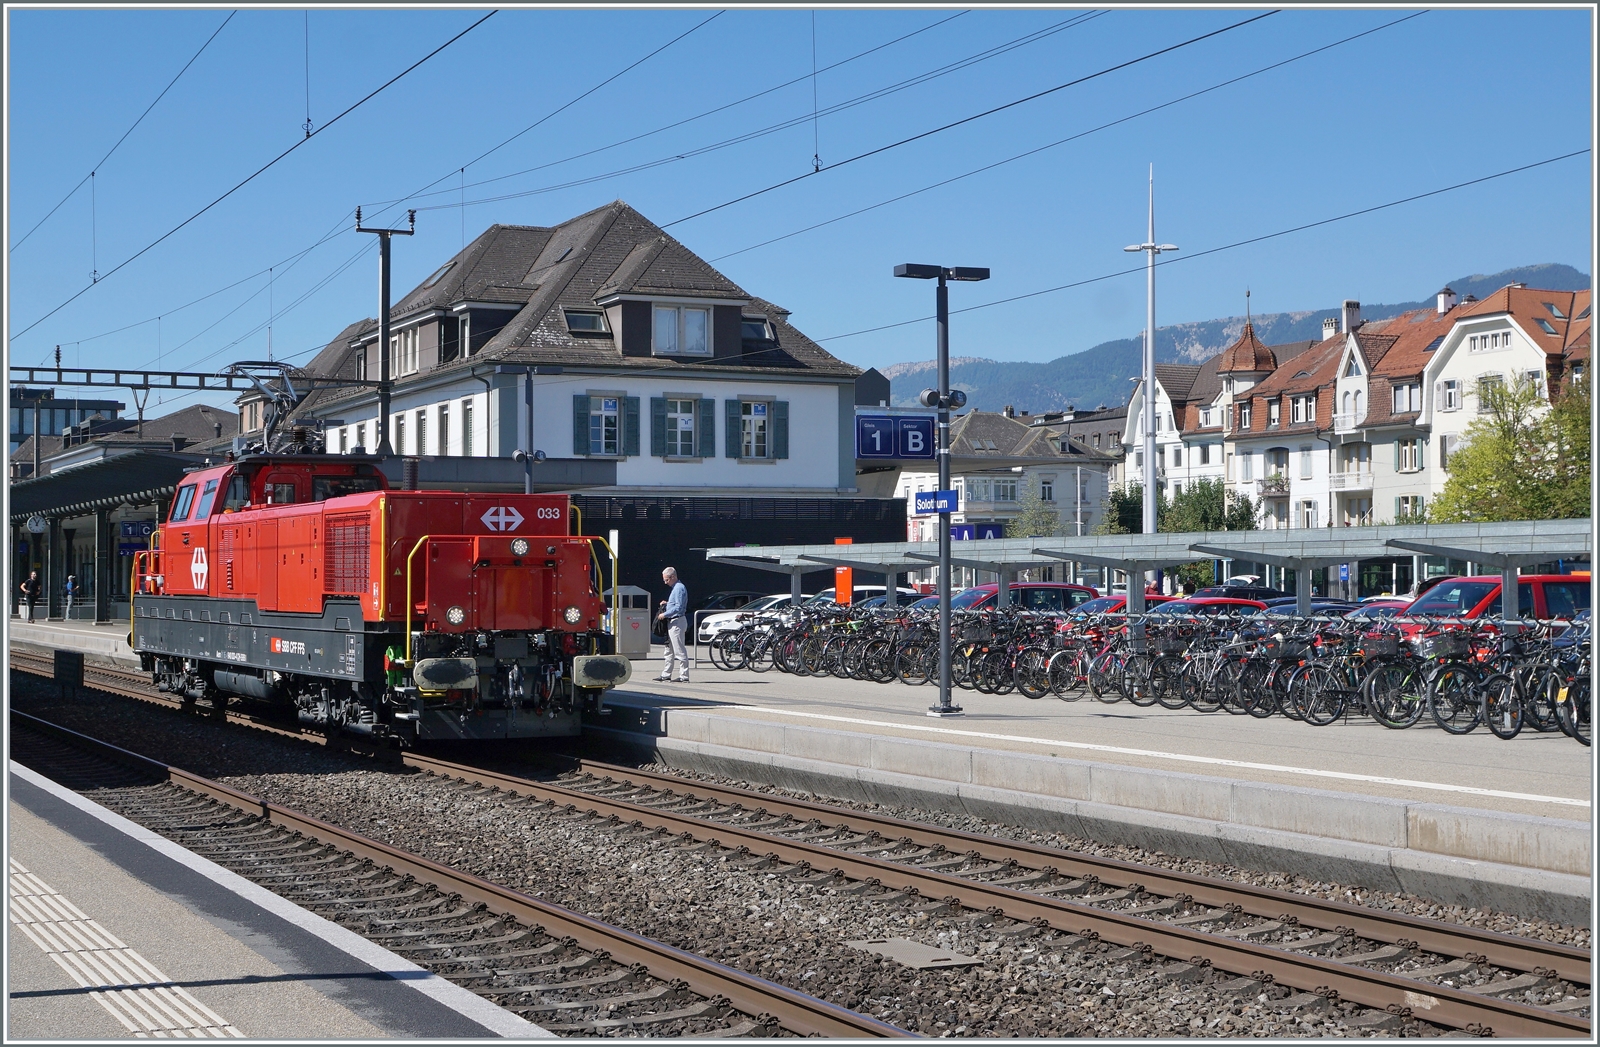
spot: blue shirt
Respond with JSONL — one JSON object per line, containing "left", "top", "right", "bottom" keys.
{"left": 663, "top": 581, "right": 688, "bottom": 618}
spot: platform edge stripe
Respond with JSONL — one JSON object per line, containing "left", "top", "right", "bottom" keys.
{"left": 7, "top": 760, "right": 555, "bottom": 1040}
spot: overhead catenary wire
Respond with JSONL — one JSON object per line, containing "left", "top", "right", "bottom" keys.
{"left": 9, "top": 10, "right": 236, "bottom": 254}
{"left": 815, "top": 149, "right": 1594, "bottom": 344}
{"left": 709, "top": 11, "right": 1428, "bottom": 264}
{"left": 11, "top": 9, "right": 497, "bottom": 344}
{"left": 412, "top": 11, "right": 1104, "bottom": 214}
{"left": 662, "top": 10, "right": 1278, "bottom": 228}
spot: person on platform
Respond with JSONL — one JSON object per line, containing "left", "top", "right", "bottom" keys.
{"left": 656, "top": 567, "right": 690, "bottom": 683}
{"left": 19, "top": 570, "right": 41, "bottom": 622}
{"left": 64, "top": 575, "right": 78, "bottom": 618}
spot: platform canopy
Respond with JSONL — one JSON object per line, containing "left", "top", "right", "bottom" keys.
{"left": 704, "top": 519, "right": 1592, "bottom": 613}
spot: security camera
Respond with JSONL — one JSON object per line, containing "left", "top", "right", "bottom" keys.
{"left": 917, "top": 388, "right": 941, "bottom": 408}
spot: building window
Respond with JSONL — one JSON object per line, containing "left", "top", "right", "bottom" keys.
{"left": 354, "top": 349, "right": 367, "bottom": 382}
{"left": 1199, "top": 443, "right": 1211, "bottom": 465}
{"left": 1299, "top": 500, "right": 1317, "bottom": 529}
{"left": 1440, "top": 435, "right": 1458, "bottom": 471}
{"left": 1535, "top": 318, "right": 1559, "bottom": 336}
{"left": 994, "top": 478, "right": 1017, "bottom": 502}
{"left": 666, "top": 398, "right": 697, "bottom": 457}
{"left": 1397, "top": 438, "right": 1422, "bottom": 473}
{"left": 1134, "top": 452, "right": 1143, "bottom": 470}
{"left": 741, "top": 316, "right": 772, "bottom": 341}
{"left": 1039, "top": 479, "right": 1054, "bottom": 502}
{"left": 1289, "top": 394, "right": 1315, "bottom": 423}
{"left": 1396, "top": 494, "right": 1424, "bottom": 520}
{"left": 462, "top": 400, "right": 474, "bottom": 456}
{"left": 1238, "top": 403, "right": 1252, "bottom": 429}
{"left": 564, "top": 309, "right": 609, "bottom": 333}
{"left": 438, "top": 404, "right": 450, "bottom": 456}
{"left": 591, "top": 397, "right": 621, "bottom": 456}
{"left": 1477, "top": 373, "right": 1504, "bottom": 412}
{"left": 392, "top": 327, "right": 420, "bottom": 376}
{"left": 654, "top": 305, "right": 711, "bottom": 355}
{"left": 415, "top": 410, "right": 427, "bottom": 455}
{"left": 1520, "top": 369, "right": 1546, "bottom": 396}
{"left": 1392, "top": 382, "right": 1421, "bottom": 414}
{"left": 1267, "top": 447, "right": 1289, "bottom": 477}
{"left": 1240, "top": 451, "right": 1253, "bottom": 482}
{"left": 1267, "top": 399, "right": 1281, "bottom": 427}
{"left": 1270, "top": 500, "right": 1289, "bottom": 529}
{"left": 1092, "top": 433, "right": 1101, "bottom": 447}
{"left": 1171, "top": 446, "right": 1182, "bottom": 467}
{"left": 1300, "top": 445, "right": 1314, "bottom": 479}
{"left": 395, "top": 415, "right": 406, "bottom": 456}
{"left": 460, "top": 313, "right": 472, "bottom": 356}
{"left": 741, "top": 400, "right": 768, "bottom": 458}
{"left": 1438, "top": 379, "right": 1461, "bottom": 411}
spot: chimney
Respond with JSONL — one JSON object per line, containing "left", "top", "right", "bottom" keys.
{"left": 1341, "top": 299, "right": 1361, "bottom": 334}
{"left": 1002, "top": 405, "right": 1015, "bottom": 418}
{"left": 1322, "top": 316, "right": 1339, "bottom": 341}
{"left": 214, "top": 422, "right": 223, "bottom": 438}
{"left": 170, "top": 435, "right": 188, "bottom": 452}
{"left": 1436, "top": 286, "right": 1458, "bottom": 314}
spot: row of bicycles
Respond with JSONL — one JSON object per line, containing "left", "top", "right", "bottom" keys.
{"left": 704, "top": 604, "right": 1591, "bottom": 745}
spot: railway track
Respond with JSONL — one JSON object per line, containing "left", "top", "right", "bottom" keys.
{"left": 8, "top": 710, "right": 910, "bottom": 1039}
{"left": 11, "top": 650, "right": 1593, "bottom": 1037}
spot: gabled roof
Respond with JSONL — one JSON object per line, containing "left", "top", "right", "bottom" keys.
{"left": 1152, "top": 363, "right": 1201, "bottom": 402}
{"left": 1248, "top": 333, "right": 1342, "bottom": 399}
{"left": 1459, "top": 285, "right": 1592, "bottom": 356}
{"left": 1217, "top": 321, "right": 1276, "bottom": 373}
{"left": 948, "top": 410, "right": 1115, "bottom": 462}
{"left": 596, "top": 235, "right": 747, "bottom": 300}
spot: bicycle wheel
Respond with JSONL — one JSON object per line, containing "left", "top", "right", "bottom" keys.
{"left": 1291, "top": 664, "right": 1346, "bottom": 727}
{"left": 1362, "top": 663, "right": 1424, "bottom": 729}
{"left": 1047, "top": 649, "right": 1083, "bottom": 699}
{"left": 1238, "top": 660, "right": 1276, "bottom": 718}
{"left": 895, "top": 643, "right": 931, "bottom": 686}
{"left": 1188, "top": 660, "right": 1226, "bottom": 713}
{"left": 1089, "top": 649, "right": 1124, "bottom": 703}
{"left": 1480, "top": 672, "right": 1523, "bottom": 740}
{"left": 861, "top": 638, "right": 895, "bottom": 683}
{"left": 1523, "top": 666, "right": 1560, "bottom": 732}
{"left": 1427, "top": 663, "right": 1482, "bottom": 735}
{"left": 1153, "top": 657, "right": 1190, "bottom": 710}
{"left": 747, "top": 634, "right": 775, "bottom": 673}
{"left": 1553, "top": 678, "right": 1591, "bottom": 746}
{"left": 1121, "top": 653, "right": 1158, "bottom": 706}
{"left": 1015, "top": 647, "right": 1052, "bottom": 699}
{"left": 1270, "top": 665, "right": 1303, "bottom": 721}
{"left": 982, "top": 649, "right": 1015, "bottom": 696}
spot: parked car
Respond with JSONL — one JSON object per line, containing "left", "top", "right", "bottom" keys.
{"left": 1192, "top": 584, "right": 1289, "bottom": 602}
{"left": 696, "top": 593, "right": 808, "bottom": 643}
{"left": 1069, "top": 594, "right": 1176, "bottom": 614}
{"left": 1402, "top": 574, "right": 1592, "bottom": 622}
{"left": 1260, "top": 596, "right": 1359, "bottom": 616}
{"left": 805, "top": 586, "right": 922, "bottom": 606}
{"left": 906, "top": 582, "right": 1100, "bottom": 613}
{"left": 697, "top": 590, "right": 768, "bottom": 612}
{"left": 1147, "top": 597, "right": 1269, "bottom": 616}
{"left": 1344, "top": 600, "right": 1412, "bottom": 620}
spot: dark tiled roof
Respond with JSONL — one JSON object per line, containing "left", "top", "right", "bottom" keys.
{"left": 1152, "top": 363, "right": 1201, "bottom": 402}
{"left": 950, "top": 411, "right": 1115, "bottom": 462}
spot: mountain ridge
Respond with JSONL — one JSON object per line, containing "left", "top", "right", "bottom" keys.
{"left": 876, "top": 263, "right": 1590, "bottom": 412}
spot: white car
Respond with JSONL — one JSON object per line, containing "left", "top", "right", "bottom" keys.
{"left": 696, "top": 594, "right": 802, "bottom": 644}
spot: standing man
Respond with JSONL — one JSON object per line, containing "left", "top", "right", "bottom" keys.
{"left": 64, "top": 575, "right": 78, "bottom": 619}
{"left": 656, "top": 566, "right": 690, "bottom": 683}
{"left": 19, "top": 570, "right": 42, "bottom": 622}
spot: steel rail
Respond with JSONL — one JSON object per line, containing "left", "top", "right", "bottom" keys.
{"left": 12, "top": 653, "right": 1590, "bottom": 1036}
{"left": 10, "top": 710, "right": 913, "bottom": 1040}
{"left": 562, "top": 759, "right": 1592, "bottom": 986}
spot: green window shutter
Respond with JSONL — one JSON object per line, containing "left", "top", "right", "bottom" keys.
{"left": 1395, "top": 497, "right": 1402, "bottom": 520}
{"left": 725, "top": 398, "right": 741, "bottom": 458}
{"left": 572, "top": 395, "right": 590, "bottom": 455}
{"left": 1393, "top": 440, "right": 1400, "bottom": 471}
{"left": 772, "top": 400, "right": 789, "bottom": 459}
{"left": 623, "top": 397, "right": 641, "bottom": 457}
{"left": 697, "top": 397, "right": 716, "bottom": 458}
{"left": 650, "top": 397, "right": 667, "bottom": 457}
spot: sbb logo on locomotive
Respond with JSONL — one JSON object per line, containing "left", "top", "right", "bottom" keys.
{"left": 270, "top": 637, "right": 307, "bottom": 655}
{"left": 480, "top": 506, "right": 524, "bottom": 531}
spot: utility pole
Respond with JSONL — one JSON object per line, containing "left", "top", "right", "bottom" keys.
{"left": 1124, "top": 165, "right": 1178, "bottom": 604}
{"left": 356, "top": 207, "right": 415, "bottom": 456}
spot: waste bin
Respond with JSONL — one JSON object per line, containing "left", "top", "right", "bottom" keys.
{"left": 611, "top": 585, "right": 654, "bottom": 658}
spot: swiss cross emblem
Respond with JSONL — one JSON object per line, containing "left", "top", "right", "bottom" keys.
{"left": 190, "top": 546, "right": 209, "bottom": 589}
{"left": 481, "top": 506, "right": 525, "bottom": 531}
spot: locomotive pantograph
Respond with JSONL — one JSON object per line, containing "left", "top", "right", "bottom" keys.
{"left": 132, "top": 452, "right": 630, "bottom": 742}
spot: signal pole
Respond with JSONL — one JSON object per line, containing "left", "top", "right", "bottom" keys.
{"left": 1124, "top": 165, "right": 1178, "bottom": 600}
{"left": 356, "top": 207, "right": 415, "bottom": 456}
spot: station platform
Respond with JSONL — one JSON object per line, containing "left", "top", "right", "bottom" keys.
{"left": 8, "top": 617, "right": 139, "bottom": 668}
{"left": 589, "top": 648, "right": 1593, "bottom": 926}
{"left": 7, "top": 762, "right": 548, "bottom": 1040}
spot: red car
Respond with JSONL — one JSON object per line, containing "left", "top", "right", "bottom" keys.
{"left": 1401, "top": 574, "right": 1591, "bottom": 623}
{"left": 1071, "top": 594, "right": 1177, "bottom": 614}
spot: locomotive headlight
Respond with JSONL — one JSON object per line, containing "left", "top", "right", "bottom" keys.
{"left": 564, "top": 605, "right": 583, "bottom": 625}
{"left": 510, "top": 538, "right": 530, "bottom": 556}
{"left": 446, "top": 606, "right": 466, "bottom": 625}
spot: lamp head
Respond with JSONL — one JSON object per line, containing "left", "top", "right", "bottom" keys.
{"left": 894, "top": 263, "right": 942, "bottom": 280}
{"left": 1124, "top": 244, "right": 1143, "bottom": 253}
{"left": 1157, "top": 244, "right": 1179, "bottom": 252}
{"left": 946, "top": 267, "right": 990, "bottom": 282}
{"left": 916, "top": 388, "right": 941, "bottom": 409}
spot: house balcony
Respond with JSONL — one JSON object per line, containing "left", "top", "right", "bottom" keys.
{"left": 1329, "top": 470, "right": 1373, "bottom": 491}
{"left": 1256, "top": 474, "right": 1291, "bottom": 497}
{"left": 1333, "top": 411, "right": 1365, "bottom": 433}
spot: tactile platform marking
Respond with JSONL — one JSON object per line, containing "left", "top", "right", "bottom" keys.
{"left": 846, "top": 937, "right": 983, "bottom": 969}
{"left": 8, "top": 858, "right": 245, "bottom": 1038}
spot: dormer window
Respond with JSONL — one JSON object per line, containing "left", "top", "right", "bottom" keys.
{"left": 1535, "top": 318, "right": 1559, "bottom": 336}
{"left": 1543, "top": 301, "right": 1567, "bottom": 320}
{"left": 1343, "top": 357, "right": 1361, "bottom": 377}
{"left": 741, "top": 316, "right": 773, "bottom": 341}
{"left": 653, "top": 304, "right": 710, "bottom": 355}
{"left": 422, "top": 262, "right": 454, "bottom": 289}
{"left": 564, "top": 309, "right": 610, "bottom": 334}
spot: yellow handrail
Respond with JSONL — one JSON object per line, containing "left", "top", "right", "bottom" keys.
{"left": 403, "top": 535, "right": 432, "bottom": 665}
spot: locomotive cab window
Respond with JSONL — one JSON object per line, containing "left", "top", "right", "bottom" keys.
{"left": 313, "top": 475, "right": 382, "bottom": 501}
{"left": 262, "top": 473, "right": 302, "bottom": 504}
{"left": 223, "top": 474, "right": 251, "bottom": 512}
{"left": 169, "top": 484, "right": 197, "bottom": 522}
{"left": 193, "top": 479, "right": 220, "bottom": 520}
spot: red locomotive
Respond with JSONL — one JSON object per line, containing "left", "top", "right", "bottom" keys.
{"left": 132, "top": 452, "right": 630, "bottom": 743}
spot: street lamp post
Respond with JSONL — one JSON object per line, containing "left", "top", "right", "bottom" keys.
{"left": 1124, "top": 164, "right": 1177, "bottom": 609}
{"left": 895, "top": 262, "right": 989, "bottom": 717}
{"left": 355, "top": 207, "right": 415, "bottom": 457}
{"left": 494, "top": 364, "right": 563, "bottom": 492}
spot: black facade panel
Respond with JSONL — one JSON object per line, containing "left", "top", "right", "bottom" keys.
{"left": 572, "top": 495, "right": 905, "bottom": 601}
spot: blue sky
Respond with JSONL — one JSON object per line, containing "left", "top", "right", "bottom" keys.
{"left": 6, "top": 6, "right": 1593, "bottom": 416}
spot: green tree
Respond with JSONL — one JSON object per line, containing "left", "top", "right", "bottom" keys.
{"left": 1009, "top": 477, "right": 1062, "bottom": 538}
{"left": 1158, "top": 477, "right": 1259, "bottom": 590}
{"left": 1094, "top": 482, "right": 1164, "bottom": 535}
{"left": 1429, "top": 375, "right": 1589, "bottom": 523}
